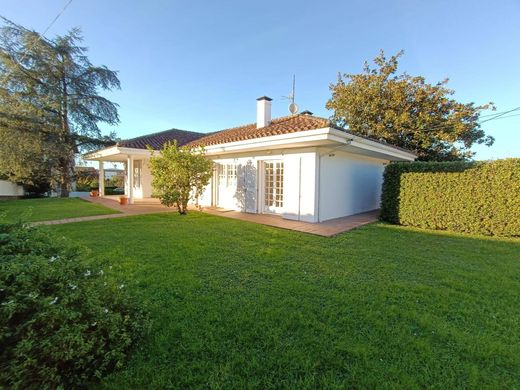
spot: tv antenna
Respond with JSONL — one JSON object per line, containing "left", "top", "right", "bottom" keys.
{"left": 283, "top": 74, "right": 299, "bottom": 115}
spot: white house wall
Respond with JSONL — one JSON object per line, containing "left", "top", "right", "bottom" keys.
{"left": 199, "top": 149, "right": 318, "bottom": 222}
{"left": 318, "top": 150, "right": 387, "bottom": 222}
{"left": 140, "top": 159, "right": 153, "bottom": 198}
{"left": 123, "top": 159, "right": 153, "bottom": 199}
{"left": 281, "top": 152, "right": 317, "bottom": 222}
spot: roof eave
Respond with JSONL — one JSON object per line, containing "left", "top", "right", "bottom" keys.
{"left": 199, "top": 127, "right": 335, "bottom": 155}
{"left": 328, "top": 128, "right": 416, "bottom": 161}
{"left": 199, "top": 127, "right": 416, "bottom": 161}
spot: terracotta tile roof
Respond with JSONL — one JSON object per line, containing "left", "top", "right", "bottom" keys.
{"left": 111, "top": 115, "right": 414, "bottom": 157}
{"left": 186, "top": 114, "right": 331, "bottom": 147}
{"left": 117, "top": 128, "right": 206, "bottom": 150}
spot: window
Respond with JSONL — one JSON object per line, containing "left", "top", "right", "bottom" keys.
{"left": 274, "top": 162, "right": 283, "bottom": 207}
{"left": 217, "top": 163, "right": 237, "bottom": 187}
{"left": 218, "top": 163, "right": 226, "bottom": 182}
{"left": 264, "top": 161, "right": 284, "bottom": 210}
{"left": 226, "top": 164, "right": 237, "bottom": 186}
{"left": 133, "top": 160, "right": 141, "bottom": 187}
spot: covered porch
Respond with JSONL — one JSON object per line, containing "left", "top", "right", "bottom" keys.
{"left": 84, "top": 145, "right": 154, "bottom": 204}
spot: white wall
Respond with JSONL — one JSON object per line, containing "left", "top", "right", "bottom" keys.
{"left": 0, "top": 180, "right": 24, "bottom": 197}
{"left": 124, "top": 159, "right": 153, "bottom": 199}
{"left": 140, "top": 159, "right": 153, "bottom": 198}
{"left": 198, "top": 174, "right": 214, "bottom": 207}
{"left": 281, "top": 152, "right": 318, "bottom": 222}
{"left": 199, "top": 149, "right": 319, "bottom": 222}
{"left": 318, "top": 150, "right": 386, "bottom": 222}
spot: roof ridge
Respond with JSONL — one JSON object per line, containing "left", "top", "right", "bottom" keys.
{"left": 120, "top": 128, "right": 205, "bottom": 143}
{"left": 208, "top": 113, "right": 330, "bottom": 135}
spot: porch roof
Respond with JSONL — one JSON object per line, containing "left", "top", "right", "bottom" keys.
{"left": 118, "top": 128, "right": 205, "bottom": 150}
{"left": 83, "top": 128, "right": 206, "bottom": 161}
{"left": 83, "top": 145, "right": 153, "bottom": 162}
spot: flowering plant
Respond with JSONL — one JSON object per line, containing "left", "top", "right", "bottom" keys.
{"left": 0, "top": 222, "right": 148, "bottom": 388}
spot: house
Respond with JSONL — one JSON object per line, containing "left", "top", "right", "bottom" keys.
{"left": 84, "top": 97, "right": 416, "bottom": 222}
{"left": 104, "top": 168, "right": 125, "bottom": 180}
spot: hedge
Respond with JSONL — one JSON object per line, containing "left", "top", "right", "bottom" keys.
{"left": 380, "top": 159, "right": 520, "bottom": 237}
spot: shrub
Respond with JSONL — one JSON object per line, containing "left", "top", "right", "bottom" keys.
{"left": 104, "top": 186, "right": 124, "bottom": 196}
{"left": 0, "top": 222, "right": 148, "bottom": 389}
{"left": 149, "top": 141, "right": 213, "bottom": 215}
{"left": 380, "top": 159, "right": 520, "bottom": 237}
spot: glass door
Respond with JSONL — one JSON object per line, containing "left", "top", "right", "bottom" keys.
{"left": 217, "top": 163, "right": 237, "bottom": 209}
{"left": 263, "top": 161, "right": 284, "bottom": 214}
{"left": 133, "top": 160, "right": 142, "bottom": 198}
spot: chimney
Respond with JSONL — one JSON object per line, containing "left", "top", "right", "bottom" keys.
{"left": 256, "top": 96, "right": 272, "bottom": 128}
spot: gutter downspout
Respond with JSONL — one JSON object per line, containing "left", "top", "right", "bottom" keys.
{"left": 316, "top": 152, "right": 321, "bottom": 223}
{"left": 297, "top": 157, "right": 302, "bottom": 221}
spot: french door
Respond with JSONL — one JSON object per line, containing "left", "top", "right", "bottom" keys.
{"left": 133, "top": 160, "right": 142, "bottom": 197}
{"left": 263, "top": 161, "right": 284, "bottom": 214}
{"left": 217, "top": 163, "right": 237, "bottom": 209}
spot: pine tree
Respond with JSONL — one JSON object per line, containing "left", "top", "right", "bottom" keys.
{"left": 0, "top": 18, "right": 119, "bottom": 196}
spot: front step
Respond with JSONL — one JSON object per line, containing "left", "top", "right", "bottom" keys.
{"left": 133, "top": 198, "right": 161, "bottom": 205}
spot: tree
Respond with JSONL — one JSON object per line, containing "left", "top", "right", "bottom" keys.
{"left": 74, "top": 166, "right": 98, "bottom": 191}
{"left": 0, "top": 18, "right": 119, "bottom": 196}
{"left": 148, "top": 141, "right": 213, "bottom": 215}
{"left": 326, "top": 50, "right": 494, "bottom": 161}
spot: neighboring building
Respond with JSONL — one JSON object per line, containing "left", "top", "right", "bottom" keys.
{"left": 84, "top": 97, "right": 416, "bottom": 223}
{"left": 0, "top": 180, "right": 24, "bottom": 199}
{"left": 104, "top": 169, "right": 125, "bottom": 180}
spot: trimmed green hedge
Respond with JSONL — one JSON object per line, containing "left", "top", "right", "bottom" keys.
{"left": 381, "top": 159, "right": 520, "bottom": 237}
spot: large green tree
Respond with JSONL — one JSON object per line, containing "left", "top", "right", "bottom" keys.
{"left": 326, "top": 50, "right": 494, "bottom": 161}
{"left": 149, "top": 142, "right": 213, "bottom": 215}
{"left": 0, "top": 18, "right": 119, "bottom": 196}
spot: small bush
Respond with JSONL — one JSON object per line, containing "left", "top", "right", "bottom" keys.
{"left": 380, "top": 159, "right": 520, "bottom": 237}
{"left": 0, "top": 222, "right": 148, "bottom": 389}
{"left": 104, "top": 186, "right": 124, "bottom": 196}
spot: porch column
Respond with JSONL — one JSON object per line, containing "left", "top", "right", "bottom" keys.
{"left": 127, "top": 155, "right": 134, "bottom": 204}
{"left": 98, "top": 161, "right": 105, "bottom": 196}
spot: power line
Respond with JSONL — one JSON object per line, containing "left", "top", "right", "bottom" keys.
{"left": 41, "top": 0, "right": 73, "bottom": 37}
{"left": 360, "top": 107, "right": 520, "bottom": 136}
{"left": 483, "top": 113, "right": 520, "bottom": 122}
{"left": 479, "top": 107, "right": 520, "bottom": 123}
{"left": 377, "top": 111, "right": 520, "bottom": 137}
{"left": 405, "top": 108, "right": 520, "bottom": 134}
{"left": 479, "top": 107, "right": 520, "bottom": 118}
{"left": 0, "top": 0, "right": 73, "bottom": 83}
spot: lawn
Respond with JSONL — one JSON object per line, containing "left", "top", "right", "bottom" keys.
{"left": 50, "top": 212, "right": 520, "bottom": 389}
{"left": 0, "top": 197, "right": 117, "bottom": 223}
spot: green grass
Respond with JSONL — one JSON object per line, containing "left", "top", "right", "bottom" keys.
{"left": 49, "top": 213, "right": 520, "bottom": 389}
{"left": 0, "top": 197, "right": 118, "bottom": 223}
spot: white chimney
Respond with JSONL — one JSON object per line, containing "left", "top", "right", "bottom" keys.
{"left": 256, "top": 96, "right": 272, "bottom": 128}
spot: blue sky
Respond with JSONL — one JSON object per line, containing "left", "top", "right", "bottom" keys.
{"left": 3, "top": 0, "right": 519, "bottom": 159}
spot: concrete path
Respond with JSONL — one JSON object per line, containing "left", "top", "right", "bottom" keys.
{"left": 35, "top": 196, "right": 380, "bottom": 236}
{"left": 33, "top": 196, "right": 177, "bottom": 226}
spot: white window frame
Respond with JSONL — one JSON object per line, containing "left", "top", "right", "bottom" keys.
{"left": 262, "top": 160, "right": 284, "bottom": 214}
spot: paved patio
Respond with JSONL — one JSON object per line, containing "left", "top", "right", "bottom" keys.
{"left": 83, "top": 195, "right": 170, "bottom": 214}
{"left": 35, "top": 196, "right": 380, "bottom": 236}
{"left": 202, "top": 208, "right": 380, "bottom": 237}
